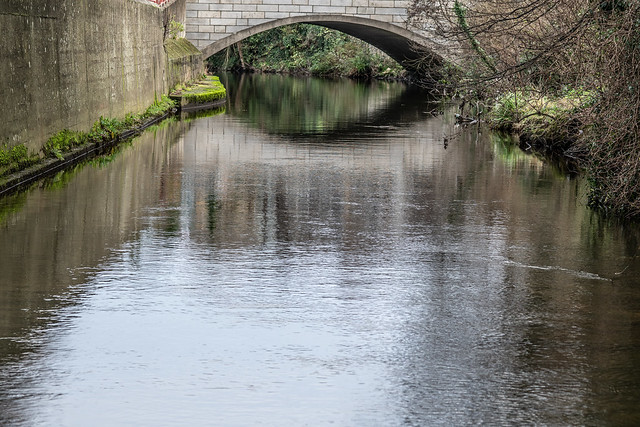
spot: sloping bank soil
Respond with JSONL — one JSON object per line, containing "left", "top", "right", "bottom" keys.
{"left": 0, "top": 76, "right": 227, "bottom": 197}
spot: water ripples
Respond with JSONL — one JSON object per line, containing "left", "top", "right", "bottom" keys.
{"left": 2, "top": 75, "right": 640, "bottom": 425}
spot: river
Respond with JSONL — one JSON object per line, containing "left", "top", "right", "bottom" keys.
{"left": 1, "top": 73, "right": 639, "bottom": 426}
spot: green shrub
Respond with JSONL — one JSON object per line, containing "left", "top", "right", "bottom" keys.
{"left": 42, "top": 95, "right": 176, "bottom": 160}
{"left": 0, "top": 144, "right": 27, "bottom": 166}
{"left": 168, "top": 19, "right": 184, "bottom": 40}
{"left": 43, "top": 129, "right": 88, "bottom": 159}
{"left": 144, "top": 95, "right": 177, "bottom": 117}
{"left": 0, "top": 143, "right": 40, "bottom": 177}
{"left": 4, "top": 93, "right": 177, "bottom": 178}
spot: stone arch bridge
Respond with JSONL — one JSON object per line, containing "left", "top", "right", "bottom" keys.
{"left": 184, "top": 0, "right": 449, "bottom": 70}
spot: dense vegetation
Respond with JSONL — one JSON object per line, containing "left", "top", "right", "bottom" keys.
{"left": 207, "top": 24, "right": 405, "bottom": 79}
{"left": 407, "top": 0, "right": 640, "bottom": 219}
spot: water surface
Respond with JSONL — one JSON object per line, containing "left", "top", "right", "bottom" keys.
{"left": 1, "top": 74, "right": 640, "bottom": 426}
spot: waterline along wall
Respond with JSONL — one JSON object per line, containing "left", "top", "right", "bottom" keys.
{"left": 0, "top": 0, "right": 202, "bottom": 154}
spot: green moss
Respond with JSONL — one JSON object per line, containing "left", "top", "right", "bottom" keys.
{"left": 164, "top": 38, "right": 201, "bottom": 60}
{"left": 183, "top": 90, "right": 226, "bottom": 104}
{"left": 170, "top": 75, "right": 227, "bottom": 107}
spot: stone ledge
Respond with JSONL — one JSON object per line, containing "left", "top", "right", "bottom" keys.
{"left": 169, "top": 75, "right": 227, "bottom": 112}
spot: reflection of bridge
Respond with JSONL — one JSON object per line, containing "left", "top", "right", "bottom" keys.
{"left": 219, "top": 73, "right": 438, "bottom": 139}
{"left": 185, "top": 0, "right": 449, "bottom": 69}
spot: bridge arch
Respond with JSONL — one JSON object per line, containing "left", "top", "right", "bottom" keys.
{"left": 195, "top": 15, "right": 441, "bottom": 70}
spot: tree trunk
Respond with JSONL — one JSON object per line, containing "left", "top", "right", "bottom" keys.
{"left": 237, "top": 42, "right": 246, "bottom": 70}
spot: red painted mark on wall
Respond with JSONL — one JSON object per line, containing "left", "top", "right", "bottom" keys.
{"left": 149, "top": 0, "right": 175, "bottom": 6}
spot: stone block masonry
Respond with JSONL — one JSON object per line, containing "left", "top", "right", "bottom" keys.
{"left": 182, "top": 0, "right": 456, "bottom": 69}
{"left": 185, "top": 0, "right": 413, "bottom": 48}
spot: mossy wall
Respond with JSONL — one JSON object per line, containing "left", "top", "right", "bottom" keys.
{"left": 165, "top": 38, "right": 204, "bottom": 90}
{"left": 0, "top": 0, "right": 201, "bottom": 153}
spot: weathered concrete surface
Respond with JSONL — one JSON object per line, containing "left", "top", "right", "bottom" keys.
{"left": 165, "top": 38, "right": 204, "bottom": 89}
{"left": 0, "top": 0, "right": 202, "bottom": 153}
{"left": 163, "top": 0, "right": 204, "bottom": 88}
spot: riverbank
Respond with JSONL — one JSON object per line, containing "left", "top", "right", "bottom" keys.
{"left": 415, "top": 0, "right": 640, "bottom": 221}
{"left": 0, "top": 73, "right": 232, "bottom": 197}
{"left": 478, "top": 86, "right": 640, "bottom": 220}
{"left": 483, "top": 89, "right": 594, "bottom": 163}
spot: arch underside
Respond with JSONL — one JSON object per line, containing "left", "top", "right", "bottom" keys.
{"left": 198, "top": 15, "right": 442, "bottom": 71}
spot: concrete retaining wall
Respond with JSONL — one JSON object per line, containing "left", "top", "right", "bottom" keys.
{"left": 165, "top": 38, "right": 204, "bottom": 89}
{"left": 0, "top": 0, "right": 201, "bottom": 153}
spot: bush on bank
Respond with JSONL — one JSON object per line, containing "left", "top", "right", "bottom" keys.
{"left": 487, "top": 88, "right": 596, "bottom": 150}
{"left": 405, "top": 0, "right": 640, "bottom": 219}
